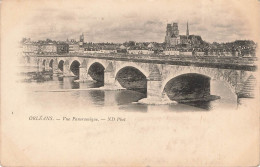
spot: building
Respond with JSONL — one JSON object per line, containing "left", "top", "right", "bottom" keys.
{"left": 20, "top": 38, "right": 38, "bottom": 55}
{"left": 117, "top": 45, "right": 127, "bottom": 53}
{"left": 100, "top": 46, "right": 117, "bottom": 53}
{"left": 194, "top": 51, "right": 205, "bottom": 56}
{"left": 84, "top": 48, "right": 101, "bottom": 54}
{"left": 163, "top": 47, "right": 179, "bottom": 56}
{"left": 165, "top": 22, "right": 204, "bottom": 47}
{"left": 79, "top": 33, "right": 84, "bottom": 47}
{"left": 57, "top": 42, "right": 69, "bottom": 54}
{"left": 180, "top": 51, "right": 192, "bottom": 56}
{"left": 148, "top": 43, "right": 154, "bottom": 48}
{"left": 186, "top": 21, "right": 189, "bottom": 36}
{"left": 128, "top": 46, "right": 154, "bottom": 54}
{"left": 41, "top": 43, "right": 57, "bottom": 54}
{"left": 68, "top": 39, "right": 80, "bottom": 53}
{"left": 180, "top": 35, "right": 204, "bottom": 47}
{"left": 69, "top": 44, "right": 80, "bottom": 53}
{"left": 165, "top": 22, "right": 180, "bottom": 46}
{"left": 22, "top": 42, "right": 38, "bottom": 54}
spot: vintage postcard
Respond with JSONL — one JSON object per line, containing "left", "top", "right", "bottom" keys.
{"left": 1, "top": 0, "right": 260, "bottom": 166}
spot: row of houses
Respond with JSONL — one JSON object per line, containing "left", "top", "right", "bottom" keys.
{"left": 20, "top": 39, "right": 256, "bottom": 57}
{"left": 163, "top": 47, "right": 257, "bottom": 57}
{"left": 20, "top": 41, "right": 158, "bottom": 55}
{"left": 21, "top": 41, "right": 69, "bottom": 55}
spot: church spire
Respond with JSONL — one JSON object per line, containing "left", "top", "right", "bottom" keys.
{"left": 186, "top": 21, "right": 189, "bottom": 37}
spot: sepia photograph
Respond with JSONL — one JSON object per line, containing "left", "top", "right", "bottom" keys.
{"left": 1, "top": 0, "right": 260, "bottom": 166}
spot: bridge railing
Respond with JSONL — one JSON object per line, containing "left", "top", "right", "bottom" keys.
{"left": 24, "top": 52, "right": 258, "bottom": 66}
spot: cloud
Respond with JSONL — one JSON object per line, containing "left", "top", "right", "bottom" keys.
{"left": 21, "top": 0, "right": 258, "bottom": 43}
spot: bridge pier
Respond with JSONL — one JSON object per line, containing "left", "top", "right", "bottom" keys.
{"left": 104, "top": 70, "right": 115, "bottom": 87}
{"left": 38, "top": 61, "right": 43, "bottom": 71}
{"left": 44, "top": 63, "right": 52, "bottom": 71}
{"left": 52, "top": 59, "right": 60, "bottom": 75}
{"left": 104, "top": 62, "right": 116, "bottom": 87}
{"left": 103, "top": 62, "right": 123, "bottom": 89}
{"left": 139, "top": 66, "right": 168, "bottom": 103}
{"left": 147, "top": 79, "right": 163, "bottom": 100}
{"left": 79, "top": 66, "right": 88, "bottom": 82}
{"left": 148, "top": 66, "right": 163, "bottom": 100}
{"left": 63, "top": 60, "right": 73, "bottom": 76}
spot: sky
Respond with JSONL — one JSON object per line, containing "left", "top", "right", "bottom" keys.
{"left": 6, "top": 0, "right": 260, "bottom": 43}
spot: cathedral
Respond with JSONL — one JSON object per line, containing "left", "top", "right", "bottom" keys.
{"left": 165, "top": 22, "right": 182, "bottom": 46}
{"left": 165, "top": 22, "right": 203, "bottom": 47}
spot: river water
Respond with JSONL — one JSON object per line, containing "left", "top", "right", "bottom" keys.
{"left": 17, "top": 66, "right": 243, "bottom": 112}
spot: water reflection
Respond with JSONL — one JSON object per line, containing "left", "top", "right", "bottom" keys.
{"left": 18, "top": 69, "right": 239, "bottom": 111}
{"left": 88, "top": 90, "right": 105, "bottom": 106}
{"left": 63, "top": 77, "right": 79, "bottom": 89}
{"left": 180, "top": 101, "right": 212, "bottom": 110}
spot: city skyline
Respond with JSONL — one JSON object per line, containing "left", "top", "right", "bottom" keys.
{"left": 8, "top": 0, "right": 260, "bottom": 43}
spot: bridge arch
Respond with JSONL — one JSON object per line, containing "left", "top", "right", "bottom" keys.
{"left": 87, "top": 62, "right": 105, "bottom": 82}
{"left": 42, "top": 59, "right": 47, "bottom": 69}
{"left": 69, "top": 57, "right": 83, "bottom": 68}
{"left": 49, "top": 59, "right": 54, "bottom": 69}
{"left": 70, "top": 60, "right": 81, "bottom": 76}
{"left": 57, "top": 57, "right": 66, "bottom": 63}
{"left": 58, "top": 60, "right": 65, "bottom": 71}
{"left": 87, "top": 59, "right": 108, "bottom": 70}
{"left": 42, "top": 59, "right": 46, "bottom": 65}
{"left": 115, "top": 65, "right": 148, "bottom": 94}
{"left": 115, "top": 62, "right": 149, "bottom": 78}
{"left": 161, "top": 68, "right": 237, "bottom": 95}
{"left": 162, "top": 73, "right": 212, "bottom": 101}
{"left": 161, "top": 70, "right": 237, "bottom": 102}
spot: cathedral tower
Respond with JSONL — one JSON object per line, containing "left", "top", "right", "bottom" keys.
{"left": 165, "top": 22, "right": 180, "bottom": 46}
{"left": 186, "top": 21, "right": 189, "bottom": 37}
{"left": 79, "top": 33, "right": 84, "bottom": 47}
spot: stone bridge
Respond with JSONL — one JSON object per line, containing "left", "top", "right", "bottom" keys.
{"left": 26, "top": 55, "right": 257, "bottom": 102}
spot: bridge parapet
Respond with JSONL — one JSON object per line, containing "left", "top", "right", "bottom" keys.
{"left": 26, "top": 52, "right": 257, "bottom": 70}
